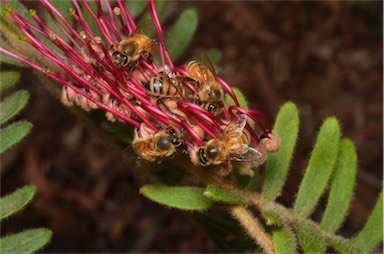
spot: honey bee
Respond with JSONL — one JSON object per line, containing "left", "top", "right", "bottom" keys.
{"left": 185, "top": 60, "right": 225, "bottom": 114}
{"left": 144, "top": 73, "right": 199, "bottom": 102}
{"left": 132, "top": 125, "right": 183, "bottom": 162}
{"left": 201, "top": 101, "right": 224, "bottom": 115}
{"left": 196, "top": 114, "right": 264, "bottom": 176}
{"left": 111, "top": 32, "right": 155, "bottom": 69}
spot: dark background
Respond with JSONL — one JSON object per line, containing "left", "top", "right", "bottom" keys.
{"left": 1, "top": 1, "right": 382, "bottom": 252}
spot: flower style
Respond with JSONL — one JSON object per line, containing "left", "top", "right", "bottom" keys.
{"left": 0, "top": 0, "right": 278, "bottom": 176}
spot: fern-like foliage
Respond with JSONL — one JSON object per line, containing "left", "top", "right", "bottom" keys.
{"left": 0, "top": 70, "right": 52, "bottom": 253}
{"left": 0, "top": 70, "right": 32, "bottom": 153}
{"left": 141, "top": 101, "right": 383, "bottom": 253}
{"left": 0, "top": 186, "right": 52, "bottom": 254}
{"left": 0, "top": 1, "right": 381, "bottom": 252}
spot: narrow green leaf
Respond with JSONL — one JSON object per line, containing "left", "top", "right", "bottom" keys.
{"left": 225, "top": 87, "right": 249, "bottom": 110}
{"left": 0, "top": 90, "right": 30, "bottom": 125}
{"left": 1, "top": 0, "right": 39, "bottom": 33}
{"left": 0, "top": 121, "right": 32, "bottom": 154}
{"left": 262, "top": 102, "right": 299, "bottom": 200}
{"left": 293, "top": 117, "right": 340, "bottom": 217}
{"left": 261, "top": 202, "right": 289, "bottom": 226}
{"left": 1, "top": 1, "right": 57, "bottom": 54}
{"left": 204, "top": 185, "right": 245, "bottom": 205}
{"left": 0, "top": 36, "right": 26, "bottom": 67}
{"left": 272, "top": 226, "right": 297, "bottom": 254}
{"left": 321, "top": 139, "right": 357, "bottom": 232}
{"left": 352, "top": 190, "right": 383, "bottom": 252}
{"left": 165, "top": 8, "right": 198, "bottom": 61}
{"left": 0, "top": 228, "right": 52, "bottom": 254}
{"left": 44, "top": 0, "right": 73, "bottom": 42}
{"left": 325, "top": 234, "right": 364, "bottom": 253}
{"left": 140, "top": 185, "right": 215, "bottom": 211}
{"left": 0, "top": 70, "right": 21, "bottom": 93}
{"left": 0, "top": 185, "right": 36, "bottom": 220}
{"left": 294, "top": 219, "right": 326, "bottom": 253}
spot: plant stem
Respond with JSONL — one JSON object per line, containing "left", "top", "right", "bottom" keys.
{"left": 230, "top": 205, "right": 275, "bottom": 254}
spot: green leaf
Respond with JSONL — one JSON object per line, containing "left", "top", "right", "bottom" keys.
{"left": 1, "top": 0, "right": 39, "bottom": 33}
{"left": 262, "top": 102, "right": 299, "bottom": 200}
{"left": 352, "top": 190, "right": 383, "bottom": 252}
{"left": 294, "top": 219, "right": 326, "bottom": 253}
{"left": 0, "top": 121, "right": 32, "bottom": 154}
{"left": 0, "top": 70, "right": 20, "bottom": 93}
{"left": 0, "top": 36, "right": 26, "bottom": 67}
{"left": 325, "top": 234, "right": 364, "bottom": 253}
{"left": 204, "top": 185, "right": 245, "bottom": 205}
{"left": 0, "top": 228, "right": 52, "bottom": 254}
{"left": 272, "top": 226, "right": 297, "bottom": 254}
{"left": 140, "top": 185, "right": 215, "bottom": 211}
{"left": 1, "top": 1, "right": 57, "bottom": 54}
{"left": 0, "top": 185, "right": 36, "bottom": 220}
{"left": 293, "top": 117, "right": 340, "bottom": 217}
{"left": 165, "top": 8, "right": 198, "bottom": 61}
{"left": 44, "top": 0, "right": 74, "bottom": 42}
{"left": 261, "top": 202, "right": 289, "bottom": 226}
{"left": 0, "top": 90, "right": 30, "bottom": 126}
{"left": 321, "top": 139, "right": 357, "bottom": 232}
{"left": 225, "top": 88, "right": 249, "bottom": 110}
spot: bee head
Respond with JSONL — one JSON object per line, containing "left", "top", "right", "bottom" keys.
{"left": 206, "top": 144, "right": 219, "bottom": 160}
{"left": 156, "top": 136, "right": 171, "bottom": 151}
{"left": 121, "top": 42, "right": 137, "bottom": 58}
{"left": 206, "top": 101, "right": 224, "bottom": 115}
{"left": 166, "top": 127, "right": 181, "bottom": 146}
{"left": 112, "top": 52, "right": 128, "bottom": 67}
{"left": 198, "top": 148, "right": 209, "bottom": 166}
{"left": 209, "top": 88, "right": 223, "bottom": 101}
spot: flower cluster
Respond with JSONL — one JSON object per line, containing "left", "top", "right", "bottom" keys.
{"left": 1, "top": 0, "right": 279, "bottom": 176}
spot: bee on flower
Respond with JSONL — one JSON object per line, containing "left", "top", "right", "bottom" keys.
{"left": 0, "top": 0, "right": 279, "bottom": 176}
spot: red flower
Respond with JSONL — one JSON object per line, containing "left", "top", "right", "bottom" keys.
{"left": 0, "top": 0, "right": 276, "bottom": 173}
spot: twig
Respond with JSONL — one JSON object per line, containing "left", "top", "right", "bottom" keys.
{"left": 230, "top": 205, "right": 275, "bottom": 254}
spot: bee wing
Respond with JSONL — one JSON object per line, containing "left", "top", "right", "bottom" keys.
{"left": 221, "top": 114, "right": 247, "bottom": 137}
{"left": 195, "top": 54, "right": 218, "bottom": 77}
{"left": 230, "top": 146, "right": 266, "bottom": 168}
{"left": 189, "top": 56, "right": 216, "bottom": 94}
{"left": 121, "top": 145, "right": 153, "bottom": 177}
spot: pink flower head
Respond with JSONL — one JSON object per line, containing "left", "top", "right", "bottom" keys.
{"left": 0, "top": 0, "right": 274, "bottom": 168}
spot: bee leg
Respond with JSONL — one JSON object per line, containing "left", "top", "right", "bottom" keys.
{"left": 236, "top": 161, "right": 255, "bottom": 177}
{"left": 144, "top": 52, "right": 153, "bottom": 63}
{"left": 127, "top": 61, "right": 139, "bottom": 77}
{"left": 217, "top": 162, "right": 233, "bottom": 176}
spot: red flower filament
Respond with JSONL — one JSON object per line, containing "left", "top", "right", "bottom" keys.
{"left": 0, "top": 0, "right": 277, "bottom": 176}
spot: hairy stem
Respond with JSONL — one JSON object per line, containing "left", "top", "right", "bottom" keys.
{"left": 230, "top": 206, "right": 275, "bottom": 254}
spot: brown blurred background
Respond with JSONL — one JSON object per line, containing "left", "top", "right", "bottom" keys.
{"left": 1, "top": 1, "right": 382, "bottom": 252}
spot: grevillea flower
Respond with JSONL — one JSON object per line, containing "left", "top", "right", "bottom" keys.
{"left": 0, "top": 0, "right": 277, "bottom": 175}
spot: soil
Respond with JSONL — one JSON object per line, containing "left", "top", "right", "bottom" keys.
{"left": 1, "top": 1, "right": 382, "bottom": 253}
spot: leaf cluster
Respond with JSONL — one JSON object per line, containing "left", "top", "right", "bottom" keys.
{"left": 0, "top": 186, "right": 52, "bottom": 253}
{"left": 140, "top": 101, "right": 383, "bottom": 253}
{"left": 0, "top": 71, "right": 52, "bottom": 253}
{"left": 0, "top": 70, "right": 31, "bottom": 154}
{"left": 1, "top": 1, "right": 382, "bottom": 253}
